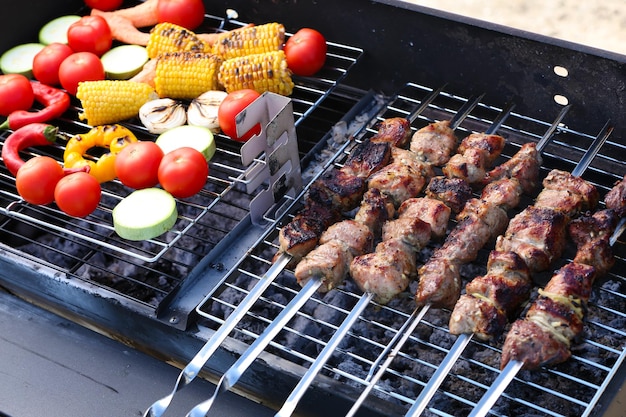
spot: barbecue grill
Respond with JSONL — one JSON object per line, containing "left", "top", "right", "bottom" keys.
{"left": 0, "top": 1, "right": 625, "bottom": 416}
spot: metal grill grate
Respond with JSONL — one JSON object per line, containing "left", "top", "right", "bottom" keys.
{"left": 195, "top": 82, "right": 626, "bottom": 416}
{"left": 0, "top": 14, "right": 364, "bottom": 308}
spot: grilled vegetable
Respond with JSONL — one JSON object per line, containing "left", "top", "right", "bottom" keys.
{"left": 154, "top": 51, "right": 223, "bottom": 99}
{"left": 139, "top": 98, "right": 186, "bottom": 134}
{"left": 0, "top": 43, "right": 45, "bottom": 78}
{"left": 211, "top": 22, "right": 285, "bottom": 60}
{"left": 38, "top": 15, "right": 81, "bottom": 45}
{"left": 146, "top": 22, "right": 209, "bottom": 59}
{"left": 155, "top": 125, "right": 216, "bottom": 161}
{"left": 187, "top": 90, "right": 227, "bottom": 133}
{"left": 1, "top": 123, "right": 58, "bottom": 176}
{"left": 0, "top": 82, "right": 70, "bottom": 131}
{"left": 101, "top": 44, "right": 149, "bottom": 79}
{"left": 112, "top": 187, "right": 178, "bottom": 241}
{"left": 76, "top": 80, "right": 158, "bottom": 126}
{"left": 218, "top": 50, "right": 294, "bottom": 95}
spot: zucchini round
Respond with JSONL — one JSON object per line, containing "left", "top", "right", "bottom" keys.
{"left": 112, "top": 188, "right": 178, "bottom": 241}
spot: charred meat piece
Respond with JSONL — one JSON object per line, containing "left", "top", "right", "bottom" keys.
{"left": 354, "top": 188, "right": 395, "bottom": 236}
{"left": 501, "top": 262, "right": 596, "bottom": 370}
{"left": 369, "top": 117, "right": 412, "bottom": 148}
{"left": 495, "top": 206, "right": 568, "bottom": 273}
{"left": 342, "top": 139, "right": 392, "bottom": 179}
{"left": 295, "top": 219, "right": 374, "bottom": 292}
{"left": 277, "top": 202, "right": 341, "bottom": 261}
{"left": 605, "top": 174, "right": 626, "bottom": 217}
{"left": 409, "top": 120, "right": 458, "bottom": 166}
{"left": 480, "top": 177, "right": 523, "bottom": 211}
{"left": 382, "top": 216, "right": 432, "bottom": 250}
{"left": 415, "top": 256, "right": 460, "bottom": 309}
{"left": 535, "top": 169, "right": 599, "bottom": 217}
{"left": 449, "top": 250, "right": 531, "bottom": 340}
{"left": 350, "top": 238, "right": 417, "bottom": 305}
{"left": 443, "top": 132, "right": 506, "bottom": 184}
{"left": 397, "top": 197, "right": 452, "bottom": 239}
{"left": 308, "top": 169, "right": 366, "bottom": 212}
{"left": 368, "top": 160, "right": 430, "bottom": 207}
{"left": 425, "top": 176, "right": 473, "bottom": 214}
{"left": 569, "top": 209, "right": 618, "bottom": 275}
{"left": 483, "top": 143, "right": 541, "bottom": 194}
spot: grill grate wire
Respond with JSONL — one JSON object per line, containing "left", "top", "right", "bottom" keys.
{"left": 195, "top": 82, "right": 626, "bottom": 416}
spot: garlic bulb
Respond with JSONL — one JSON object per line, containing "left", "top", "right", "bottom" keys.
{"left": 139, "top": 98, "right": 187, "bottom": 134}
{"left": 187, "top": 90, "right": 228, "bottom": 133}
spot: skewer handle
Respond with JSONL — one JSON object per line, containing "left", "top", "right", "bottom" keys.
{"left": 467, "top": 359, "right": 524, "bottom": 417}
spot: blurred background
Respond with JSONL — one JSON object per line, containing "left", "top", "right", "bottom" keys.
{"left": 404, "top": 0, "right": 626, "bottom": 56}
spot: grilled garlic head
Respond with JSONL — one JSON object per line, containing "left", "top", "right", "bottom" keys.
{"left": 139, "top": 98, "right": 187, "bottom": 134}
{"left": 187, "top": 90, "right": 228, "bottom": 133}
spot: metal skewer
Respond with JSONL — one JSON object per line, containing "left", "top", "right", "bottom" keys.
{"left": 467, "top": 120, "right": 615, "bottom": 417}
{"left": 143, "top": 253, "right": 291, "bottom": 417}
{"left": 272, "top": 93, "right": 487, "bottom": 417}
{"left": 396, "top": 104, "right": 573, "bottom": 417}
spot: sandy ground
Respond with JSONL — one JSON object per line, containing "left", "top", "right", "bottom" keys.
{"left": 403, "top": 0, "right": 626, "bottom": 56}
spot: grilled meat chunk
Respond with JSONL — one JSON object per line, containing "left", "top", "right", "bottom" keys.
{"left": 443, "top": 132, "right": 505, "bottom": 184}
{"left": 483, "top": 143, "right": 541, "bottom": 194}
{"left": 425, "top": 176, "right": 473, "bottom": 213}
{"left": 449, "top": 250, "right": 531, "bottom": 340}
{"left": 343, "top": 139, "right": 392, "bottom": 179}
{"left": 397, "top": 197, "right": 452, "bottom": 239}
{"left": 319, "top": 220, "right": 374, "bottom": 257}
{"left": 354, "top": 188, "right": 395, "bottom": 236}
{"left": 415, "top": 256, "right": 460, "bottom": 309}
{"left": 369, "top": 117, "right": 413, "bottom": 148}
{"left": 535, "top": 169, "right": 599, "bottom": 217}
{"left": 295, "top": 240, "right": 353, "bottom": 292}
{"left": 350, "top": 238, "right": 417, "bottom": 305}
{"left": 368, "top": 162, "right": 428, "bottom": 207}
{"left": 295, "top": 219, "right": 374, "bottom": 292}
{"left": 501, "top": 262, "right": 596, "bottom": 370}
{"left": 409, "top": 120, "right": 458, "bottom": 166}
{"left": 605, "top": 174, "right": 626, "bottom": 217}
{"left": 495, "top": 206, "right": 567, "bottom": 272}
{"left": 382, "top": 216, "right": 432, "bottom": 250}
{"left": 569, "top": 209, "right": 618, "bottom": 276}
{"left": 480, "top": 178, "right": 523, "bottom": 211}
{"left": 308, "top": 169, "right": 366, "bottom": 212}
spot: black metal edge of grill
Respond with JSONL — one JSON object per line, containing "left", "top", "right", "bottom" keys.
{"left": 0, "top": 1, "right": 625, "bottom": 416}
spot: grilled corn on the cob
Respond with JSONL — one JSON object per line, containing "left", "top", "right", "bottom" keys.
{"left": 77, "top": 80, "right": 158, "bottom": 126}
{"left": 154, "top": 51, "right": 223, "bottom": 99}
{"left": 218, "top": 50, "right": 294, "bottom": 96}
{"left": 211, "top": 22, "right": 285, "bottom": 60}
{"left": 146, "top": 22, "right": 210, "bottom": 59}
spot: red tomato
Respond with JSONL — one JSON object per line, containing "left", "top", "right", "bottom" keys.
{"left": 83, "top": 0, "right": 124, "bottom": 11}
{"left": 32, "top": 43, "right": 74, "bottom": 86}
{"left": 157, "top": 0, "right": 205, "bottom": 30}
{"left": 0, "top": 74, "right": 34, "bottom": 117}
{"left": 54, "top": 171, "right": 102, "bottom": 217}
{"left": 16, "top": 156, "right": 64, "bottom": 205}
{"left": 158, "top": 147, "right": 208, "bottom": 198}
{"left": 67, "top": 15, "right": 112, "bottom": 57}
{"left": 217, "top": 89, "right": 262, "bottom": 142}
{"left": 284, "top": 28, "right": 327, "bottom": 76}
{"left": 58, "top": 52, "right": 105, "bottom": 96}
{"left": 115, "top": 141, "right": 164, "bottom": 189}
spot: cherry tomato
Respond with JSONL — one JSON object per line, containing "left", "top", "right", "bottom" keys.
{"left": 32, "top": 43, "right": 74, "bottom": 86}
{"left": 217, "top": 89, "right": 262, "bottom": 142}
{"left": 115, "top": 141, "right": 164, "bottom": 189}
{"left": 15, "top": 156, "right": 64, "bottom": 205}
{"left": 283, "top": 28, "right": 327, "bottom": 76}
{"left": 158, "top": 147, "right": 208, "bottom": 198}
{"left": 157, "top": 0, "right": 205, "bottom": 30}
{"left": 58, "top": 52, "right": 105, "bottom": 95}
{"left": 0, "top": 74, "right": 34, "bottom": 117}
{"left": 54, "top": 171, "right": 101, "bottom": 217}
{"left": 83, "top": 0, "right": 124, "bottom": 11}
{"left": 67, "top": 15, "right": 112, "bottom": 57}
